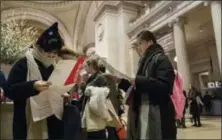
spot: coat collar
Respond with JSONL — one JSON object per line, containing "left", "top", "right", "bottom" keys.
{"left": 87, "top": 72, "right": 100, "bottom": 84}
{"left": 143, "top": 43, "right": 164, "bottom": 58}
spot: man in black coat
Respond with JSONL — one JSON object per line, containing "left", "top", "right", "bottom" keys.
{"left": 117, "top": 30, "right": 176, "bottom": 140}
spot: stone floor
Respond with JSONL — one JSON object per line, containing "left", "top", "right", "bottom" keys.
{"left": 122, "top": 115, "right": 221, "bottom": 139}
{"left": 1, "top": 103, "right": 221, "bottom": 139}
{"left": 177, "top": 116, "right": 221, "bottom": 139}
{"left": 121, "top": 105, "right": 221, "bottom": 139}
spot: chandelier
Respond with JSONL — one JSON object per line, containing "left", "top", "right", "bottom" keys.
{"left": 0, "top": 19, "right": 40, "bottom": 64}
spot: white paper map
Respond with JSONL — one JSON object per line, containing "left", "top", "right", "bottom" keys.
{"left": 30, "top": 84, "right": 74, "bottom": 122}
{"left": 48, "top": 60, "right": 77, "bottom": 85}
{"left": 30, "top": 60, "right": 77, "bottom": 122}
{"left": 88, "top": 54, "right": 133, "bottom": 80}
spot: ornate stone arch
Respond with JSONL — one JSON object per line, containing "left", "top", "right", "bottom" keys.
{"left": 72, "top": 1, "right": 93, "bottom": 51}
{"left": 1, "top": 7, "right": 72, "bottom": 48}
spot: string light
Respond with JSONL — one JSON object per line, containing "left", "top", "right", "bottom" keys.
{"left": 1, "top": 18, "right": 40, "bottom": 64}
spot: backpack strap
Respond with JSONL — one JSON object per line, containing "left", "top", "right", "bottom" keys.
{"left": 154, "top": 53, "right": 162, "bottom": 65}
{"left": 143, "top": 53, "right": 162, "bottom": 77}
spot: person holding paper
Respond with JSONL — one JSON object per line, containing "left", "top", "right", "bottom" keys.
{"left": 99, "top": 64, "right": 122, "bottom": 140}
{"left": 58, "top": 47, "right": 85, "bottom": 140}
{"left": 3, "top": 22, "right": 64, "bottom": 140}
{"left": 58, "top": 47, "right": 79, "bottom": 101}
{"left": 81, "top": 58, "right": 108, "bottom": 140}
{"left": 82, "top": 59, "right": 122, "bottom": 140}
{"left": 116, "top": 30, "right": 176, "bottom": 140}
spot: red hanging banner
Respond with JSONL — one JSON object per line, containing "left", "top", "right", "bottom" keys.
{"left": 64, "top": 56, "right": 85, "bottom": 86}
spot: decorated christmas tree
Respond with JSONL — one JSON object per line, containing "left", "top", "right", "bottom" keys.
{"left": 0, "top": 20, "right": 40, "bottom": 64}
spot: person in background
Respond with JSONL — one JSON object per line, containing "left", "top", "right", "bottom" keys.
{"left": 82, "top": 58, "right": 108, "bottom": 140}
{"left": 58, "top": 47, "right": 81, "bottom": 102}
{"left": 99, "top": 63, "right": 120, "bottom": 140}
{"left": 3, "top": 22, "right": 64, "bottom": 139}
{"left": 58, "top": 47, "right": 83, "bottom": 140}
{"left": 188, "top": 86, "right": 203, "bottom": 127}
{"left": 203, "top": 91, "right": 212, "bottom": 114}
{"left": 116, "top": 30, "right": 176, "bottom": 140}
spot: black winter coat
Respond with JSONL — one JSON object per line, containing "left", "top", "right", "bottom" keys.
{"left": 119, "top": 44, "right": 176, "bottom": 140}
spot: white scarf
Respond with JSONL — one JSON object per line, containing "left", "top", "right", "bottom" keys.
{"left": 25, "top": 48, "right": 48, "bottom": 139}
{"left": 32, "top": 46, "right": 56, "bottom": 67}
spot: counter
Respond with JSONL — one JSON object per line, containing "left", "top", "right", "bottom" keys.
{"left": 0, "top": 103, "right": 13, "bottom": 139}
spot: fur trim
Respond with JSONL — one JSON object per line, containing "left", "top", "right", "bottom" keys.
{"left": 58, "top": 47, "right": 82, "bottom": 59}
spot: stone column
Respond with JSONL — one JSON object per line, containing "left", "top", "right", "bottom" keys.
{"left": 94, "top": 2, "right": 142, "bottom": 77}
{"left": 210, "top": 1, "right": 221, "bottom": 74}
{"left": 173, "top": 18, "right": 192, "bottom": 91}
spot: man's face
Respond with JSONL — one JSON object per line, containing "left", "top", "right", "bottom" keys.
{"left": 39, "top": 47, "right": 58, "bottom": 58}
{"left": 134, "top": 39, "right": 152, "bottom": 56}
{"left": 43, "top": 50, "right": 58, "bottom": 58}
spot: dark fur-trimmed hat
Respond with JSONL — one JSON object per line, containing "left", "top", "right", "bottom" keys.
{"left": 36, "top": 22, "right": 64, "bottom": 52}
{"left": 58, "top": 47, "right": 82, "bottom": 59}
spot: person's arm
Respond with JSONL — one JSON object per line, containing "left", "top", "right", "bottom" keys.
{"left": 3, "top": 58, "right": 39, "bottom": 100}
{"left": 196, "top": 96, "right": 204, "bottom": 106}
{"left": 135, "top": 55, "right": 175, "bottom": 96}
{"left": 118, "top": 78, "right": 131, "bottom": 92}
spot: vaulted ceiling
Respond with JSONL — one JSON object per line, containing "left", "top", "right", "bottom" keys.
{"left": 1, "top": 1, "right": 95, "bottom": 52}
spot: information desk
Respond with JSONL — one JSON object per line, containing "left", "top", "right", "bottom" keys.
{"left": 0, "top": 102, "right": 13, "bottom": 139}
{"left": 202, "top": 87, "right": 222, "bottom": 116}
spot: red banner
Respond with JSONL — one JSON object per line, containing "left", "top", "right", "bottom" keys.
{"left": 64, "top": 56, "right": 85, "bottom": 86}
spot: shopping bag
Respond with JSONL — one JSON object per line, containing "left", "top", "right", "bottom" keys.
{"left": 116, "top": 118, "right": 127, "bottom": 140}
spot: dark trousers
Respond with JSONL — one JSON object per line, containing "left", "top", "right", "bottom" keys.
{"left": 177, "top": 109, "right": 186, "bottom": 128}
{"left": 12, "top": 115, "right": 63, "bottom": 140}
{"left": 106, "top": 127, "right": 119, "bottom": 140}
{"left": 161, "top": 100, "right": 177, "bottom": 140}
{"left": 63, "top": 104, "right": 82, "bottom": 140}
{"left": 47, "top": 115, "right": 64, "bottom": 139}
{"left": 205, "top": 104, "right": 211, "bottom": 113}
{"left": 87, "top": 129, "right": 106, "bottom": 140}
{"left": 193, "top": 113, "right": 201, "bottom": 126}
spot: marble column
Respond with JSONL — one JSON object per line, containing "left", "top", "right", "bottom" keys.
{"left": 173, "top": 18, "right": 192, "bottom": 91}
{"left": 210, "top": 1, "right": 221, "bottom": 74}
